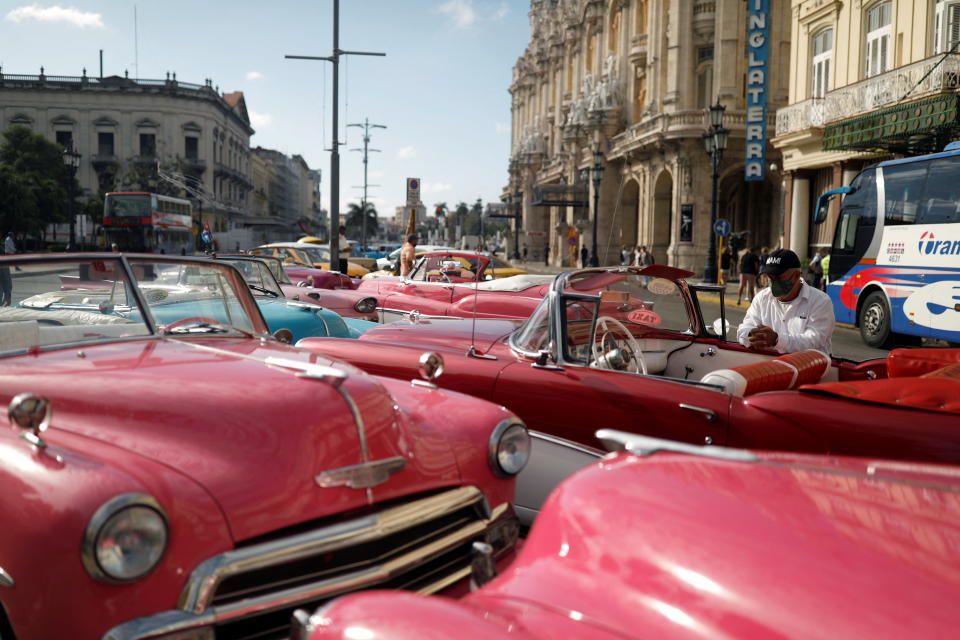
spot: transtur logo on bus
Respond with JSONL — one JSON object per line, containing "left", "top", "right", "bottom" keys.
{"left": 918, "top": 231, "right": 960, "bottom": 256}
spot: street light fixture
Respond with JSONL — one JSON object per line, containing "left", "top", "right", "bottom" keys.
{"left": 62, "top": 148, "right": 81, "bottom": 250}
{"left": 702, "top": 99, "right": 729, "bottom": 284}
{"left": 512, "top": 189, "right": 522, "bottom": 260}
{"left": 590, "top": 149, "right": 604, "bottom": 267}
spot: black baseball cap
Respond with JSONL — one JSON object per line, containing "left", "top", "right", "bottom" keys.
{"left": 761, "top": 249, "right": 801, "bottom": 275}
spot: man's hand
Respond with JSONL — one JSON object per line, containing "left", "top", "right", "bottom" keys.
{"left": 748, "top": 325, "right": 779, "bottom": 349}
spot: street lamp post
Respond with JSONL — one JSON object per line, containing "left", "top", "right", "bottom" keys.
{"left": 702, "top": 100, "right": 729, "bottom": 284}
{"left": 512, "top": 189, "right": 522, "bottom": 260}
{"left": 62, "top": 148, "right": 81, "bottom": 250}
{"left": 590, "top": 149, "right": 604, "bottom": 267}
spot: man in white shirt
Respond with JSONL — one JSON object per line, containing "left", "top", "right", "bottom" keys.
{"left": 737, "top": 249, "right": 835, "bottom": 354}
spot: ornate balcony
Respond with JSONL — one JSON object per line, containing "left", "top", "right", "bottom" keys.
{"left": 776, "top": 54, "right": 960, "bottom": 137}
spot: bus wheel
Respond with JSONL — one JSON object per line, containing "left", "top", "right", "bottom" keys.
{"left": 859, "top": 291, "right": 892, "bottom": 348}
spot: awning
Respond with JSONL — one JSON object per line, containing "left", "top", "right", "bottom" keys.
{"left": 823, "top": 94, "right": 960, "bottom": 153}
{"left": 531, "top": 183, "right": 588, "bottom": 207}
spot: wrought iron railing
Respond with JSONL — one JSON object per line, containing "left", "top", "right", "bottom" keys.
{"left": 775, "top": 54, "right": 960, "bottom": 136}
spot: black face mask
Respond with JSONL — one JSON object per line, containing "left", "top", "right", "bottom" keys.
{"left": 770, "top": 274, "right": 796, "bottom": 298}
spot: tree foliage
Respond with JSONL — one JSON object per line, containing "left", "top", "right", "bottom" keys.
{"left": 345, "top": 201, "right": 379, "bottom": 243}
{"left": 0, "top": 126, "right": 73, "bottom": 237}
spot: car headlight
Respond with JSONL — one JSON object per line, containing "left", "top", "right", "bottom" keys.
{"left": 82, "top": 494, "right": 169, "bottom": 582}
{"left": 354, "top": 296, "right": 378, "bottom": 314}
{"left": 488, "top": 418, "right": 530, "bottom": 477}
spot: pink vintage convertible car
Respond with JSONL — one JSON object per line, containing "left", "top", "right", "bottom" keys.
{"left": 223, "top": 254, "right": 378, "bottom": 321}
{"left": 298, "top": 433, "right": 960, "bottom": 640}
{"left": 299, "top": 265, "right": 960, "bottom": 465}
{"left": 0, "top": 253, "right": 528, "bottom": 640}
{"left": 357, "top": 250, "right": 553, "bottom": 323}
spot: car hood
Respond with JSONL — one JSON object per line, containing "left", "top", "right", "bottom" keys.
{"left": 0, "top": 338, "right": 459, "bottom": 542}
{"left": 361, "top": 316, "right": 521, "bottom": 354}
{"left": 485, "top": 452, "right": 960, "bottom": 639}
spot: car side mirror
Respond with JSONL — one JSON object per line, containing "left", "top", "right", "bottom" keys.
{"left": 273, "top": 328, "right": 294, "bottom": 344}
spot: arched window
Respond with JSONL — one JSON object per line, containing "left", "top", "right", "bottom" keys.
{"left": 864, "top": 1, "right": 892, "bottom": 78}
{"left": 935, "top": 0, "right": 960, "bottom": 53}
{"left": 811, "top": 28, "right": 833, "bottom": 98}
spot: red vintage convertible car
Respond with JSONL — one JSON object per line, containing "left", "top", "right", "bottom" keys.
{"left": 0, "top": 253, "right": 528, "bottom": 640}
{"left": 357, "top": 250, "right": 553, "bottom": 323}
{"left": 299, "top": 265, "right": 960, "bottom": 464}
{"left": 298, "top": 433, "right": 960, "bottom": 640}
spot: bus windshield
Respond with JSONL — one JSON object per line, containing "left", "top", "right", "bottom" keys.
{"left": 105, "top": 194, "right": 153, "bottom": 218}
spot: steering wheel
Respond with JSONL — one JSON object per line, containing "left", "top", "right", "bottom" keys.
{"left": 591, "top": 315, "right": 647, "bottom": 375}
{"left": 161, "top": 316, "right": 220, "bottom": 333}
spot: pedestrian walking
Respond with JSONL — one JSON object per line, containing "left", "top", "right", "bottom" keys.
{"left": 720, "top": 248, "right": 732, "bottom": 285}
{"left": 523, "top": 246, "right": 528, "bottom": 261}
{"left": 0, "top": 245, "right": 12, "bottom": 306}
{"left": 580, "top": 246, "right": 589, "bottom": 268}
{"left": 544, "top": 244, "right": 550, "bottom": 266}
{"left": 808, "top": 247, "right": 827, "bottom": 290}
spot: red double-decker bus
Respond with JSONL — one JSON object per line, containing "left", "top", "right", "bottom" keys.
{"left": 102, "top": 191, "right": 194, "bottom": 254}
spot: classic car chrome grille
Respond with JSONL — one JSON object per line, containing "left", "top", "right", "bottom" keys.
{"left": 104, "top": 487, "right": 519, "bottom": 640}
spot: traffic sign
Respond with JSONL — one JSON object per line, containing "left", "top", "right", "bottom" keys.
{"left": 406, "top": 178, "right": 420, "bottom": 205}
{"left": 713, "top": 218, "right": 731, "bottom": 237}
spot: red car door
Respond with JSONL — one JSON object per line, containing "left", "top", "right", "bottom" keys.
{"left": 492, "top": 361, "right": 731, "bottom": 448}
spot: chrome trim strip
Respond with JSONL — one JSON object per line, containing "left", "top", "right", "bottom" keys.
{"left": 597, "top": 429, "right": 758, "bottom": 461}
{"left": 0, "top": 567, "right": 13, "bottom": 588}
{"left": 104, "top": 492, "right": 513, "bottom": 640}
{"left": 530, "top": 430, "right": 606, "bottom": 458}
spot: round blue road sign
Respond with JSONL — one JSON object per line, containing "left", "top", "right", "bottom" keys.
{"left": 713, "top": 218, "right": 731, "bottom": 237}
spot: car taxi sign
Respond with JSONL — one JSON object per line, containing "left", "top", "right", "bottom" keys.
{"left": 406, "top": 178, "right": 420, "bottom": 205}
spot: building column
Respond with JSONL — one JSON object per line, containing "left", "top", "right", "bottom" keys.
{"left": 788, "top": 175, "right": 810, "bottom": 253}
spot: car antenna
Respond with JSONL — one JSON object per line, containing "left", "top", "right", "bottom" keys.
{"left": 467, "top": 247, "right": 495, "bottom": 360}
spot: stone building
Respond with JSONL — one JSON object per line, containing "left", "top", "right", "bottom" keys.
{"left": 772, "top": 0, "right": 960, "bottom": 257}
{"left": 507, "top": 0, "right": 791, "bottom": 272}
{"left": 0, "top": 67, "right": 253, "bottom": 241}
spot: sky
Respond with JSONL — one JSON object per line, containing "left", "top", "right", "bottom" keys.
{"left": 0, "top": 0, "right": 531, "bottom": 217}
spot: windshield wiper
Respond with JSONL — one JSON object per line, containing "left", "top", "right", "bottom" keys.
{"left": 161, "top": 321, "right": 257, "bottom": 337}
{"left": 248, "top": 284, "right": 280, "bottom": 297}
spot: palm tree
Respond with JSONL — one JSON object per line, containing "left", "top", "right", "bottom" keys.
{"left": 345, "top": 201, "right": 379, "bottom": 246}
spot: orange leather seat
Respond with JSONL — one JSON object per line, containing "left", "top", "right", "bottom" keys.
{"left": 701, "top": 350, "right": 831, "bottom": 397}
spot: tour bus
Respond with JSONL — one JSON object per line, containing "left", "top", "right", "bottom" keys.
{"left": 102, "top": 191, "right": 194, "bottom": 254}
{"left": 813, "top": 143, "right": 960, "bottom": 347}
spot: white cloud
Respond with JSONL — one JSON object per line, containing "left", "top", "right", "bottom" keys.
{"left": 495, "top": 122, "right": 509, "bottom": 134}
{"left": 492, "top": 3, "right": 509, "bottom": 21}
{"left": 5, "top": 4, "right": 103, "bottom": 28}
{"left": 369, "top": 170, "right": 385, "bottom": 180}
{"left": 397, "top": 146, "right": 417, "bottom": 159}
{"left": 245, "top": 71, "right": 263, "bottom": 81}
{"left": 250, "top": 111, "right": 272, "bottom": 128}
{"left": 436, "top": 0, "right": 476, "bottom": 29}
{"left": 425, "top": 182, "right": 452, "bottom": 193}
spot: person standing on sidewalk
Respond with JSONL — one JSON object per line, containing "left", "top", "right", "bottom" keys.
{"left": 5, "top": 232, "right": 21, "bottom": 271}
{"left": 737, "top": 246, "right": 760, "bottom": 305}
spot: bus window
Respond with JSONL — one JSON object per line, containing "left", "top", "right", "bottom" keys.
{"left": 882, "top": 163, "right": 927, "bottom": 225}
{"left": 832, "top": 169, "right": 876, "bottom": 254}
{"left": 919, "top": 155, "right": 960, "bottom": 224}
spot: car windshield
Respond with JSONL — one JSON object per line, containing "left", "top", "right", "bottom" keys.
{"left": 297, "top": 245, "right": 331, "bottom": 262}
{"left": 219, "top": 259, "right": 284, "bottom": 297}
{"left": 518, "top": 269, "right": 694, "bottom": 365}
{"left": 0, "top": 256, "right": 260, "bottom": 354}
